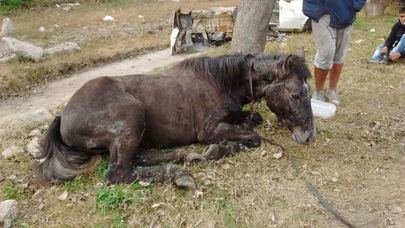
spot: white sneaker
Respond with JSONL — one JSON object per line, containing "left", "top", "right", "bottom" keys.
{"left": 326, "top": 90, "right": 341, "bottom": 106}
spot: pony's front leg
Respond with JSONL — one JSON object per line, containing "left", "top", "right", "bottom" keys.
{"left": 197, "top": 122, "right": 261, "bottom": 160}
{"left": 227, "top": 110, "right": 263, "bottom": 128}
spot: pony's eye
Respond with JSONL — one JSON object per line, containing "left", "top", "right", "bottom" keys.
{"left": 291, "top": 93, "right": 300, "bottom": 99}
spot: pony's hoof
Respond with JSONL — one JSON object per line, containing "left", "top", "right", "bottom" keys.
{"left": 185, "top": 153, "right": 207, "bottom": 164}
{"left": 202, "top": 144, "right": 221, "bottom": 160}
{"left": 174, "top": 174, "right": 196, "bottom": 190}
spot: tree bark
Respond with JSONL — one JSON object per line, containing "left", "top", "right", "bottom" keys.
{"left": 364, "top": 0, "right": 391, "bottom": 17}
{"left": 230, "top": 0, "right": 276, "bottom": 54}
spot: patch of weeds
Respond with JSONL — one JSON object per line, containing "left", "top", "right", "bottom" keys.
{"left": 2, "top": 181, "right": 24, "bottom": 200}
{"left": 96, "top": 185, "right": 133, "bottom": 213}
{"left": 62, "top": 175, "right": 88, "bottom": 192}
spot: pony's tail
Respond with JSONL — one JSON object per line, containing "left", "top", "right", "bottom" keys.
{"left": 38, "top": 116, "right": 94, "bottom": 182}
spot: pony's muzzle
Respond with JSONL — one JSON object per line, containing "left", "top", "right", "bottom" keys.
{"left": 292, "top": 126, "right": 315, "bottom": 145}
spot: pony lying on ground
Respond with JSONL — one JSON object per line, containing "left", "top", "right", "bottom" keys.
{"left": 38, "top": 53, "right": 315, "bottom": 189}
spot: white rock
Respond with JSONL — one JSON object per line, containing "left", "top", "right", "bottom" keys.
{"left": 61, "top": 3, "right": 80, "bottom": 7}
{"left": 137, "top": 15, "right": 145, "bottom": 23}
{"left": 151, "top": 202, "right": 165, "bottom": 208}
{"left": 138, "top": 181, "right": 151, "bottom": 187}
{"left": 2, "top": 146, "right": 24, "bottom": 159}
{"left": 0, "top": 200, "right": 18, "bottom": 228}
{"left": 102, "top": 16, "right": 115, "bottom": 21}
{"left": 0, "top": 17, "right": 13, "bottom": 36}
{"left": 62, "top": 6, "right": 72, "bottom": 11}
{"left": 28, "top": 129, "right": 42, "bottom": 138}
{"left": 272, "top": 151, "right": 283, "bottom": 159}
{"left": 26, "top": 137, "right": 41, "bottom": 158}
{"left": 58, "top": 191, "right": 69, "bottom": 201}
{"left": 193, "top": 189, "right": 203, "bottom": 199}
{"left": 38, "top": 26, "right": 46, "bottom": 33}
{"left": 44, "top": 42, "right": 80, "bottom": 55}
{"left": 2, "top": 37, "right": 43, "bottom": 62}
{"left": 370, "top": 28, "right": 376, "bottom": 33}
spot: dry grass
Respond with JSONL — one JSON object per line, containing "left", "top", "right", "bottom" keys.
{"left": 1, "top": 3, "right": 405, "bottom": 228}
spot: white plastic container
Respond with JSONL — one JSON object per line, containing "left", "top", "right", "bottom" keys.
{"left": 311, "top": 99, "right": 336, "bottom": 119}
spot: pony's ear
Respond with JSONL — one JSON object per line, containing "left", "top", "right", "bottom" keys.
{"left": 249, "top": 58, "right": 267, "bottom": 81}
{"left": 281, "top": 55, "right": 295, "bottom": 78}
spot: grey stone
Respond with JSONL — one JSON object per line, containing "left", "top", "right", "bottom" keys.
{"left": 0, "top": 17, "right": 13, "bottom": 36}
{"left": 2, "top": 37, "right": 43, "bottom": 62}
{"left": 0, "top": 38, "right": 14, "bottom": 61}
{"left": 0, "top": 200, "right": 18, "bottom": 228}
{"left": 1, "top": 146, "right": 24, "bottom": 159}
{"left": 0, "top": 54, "right": 16, "bottom": 64}
{"left": 44, "top": 42, "right": 80, "bottom": 56}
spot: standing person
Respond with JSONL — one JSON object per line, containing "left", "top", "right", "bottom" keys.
{"left": 370, "top": 7, "right": 405, "bottom": 64}
{"left": 303, "top": 0, "right": 366, "bottom": 105}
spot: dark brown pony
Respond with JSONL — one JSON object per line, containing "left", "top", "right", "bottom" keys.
{"left": 38, "top": 53, "right": 315, "bottom": 187}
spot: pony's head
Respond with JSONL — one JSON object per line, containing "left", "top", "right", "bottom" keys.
{"left": 250, "top": 54, "right": 315, "bottom": 144}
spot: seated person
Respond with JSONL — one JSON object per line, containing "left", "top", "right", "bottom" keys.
{"left": 370, "top": 7, "right": 405, "bottom": 64}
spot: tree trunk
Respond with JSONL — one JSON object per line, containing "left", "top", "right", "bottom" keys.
{"left": 230, "top": 0, "right": 276, "bottom": 54}
{"left": 365, "top": 0, "right": 391, "bottom": 17}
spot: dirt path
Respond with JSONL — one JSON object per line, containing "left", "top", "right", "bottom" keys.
{"left": 0, "top": 48, "right": 193, "bottom": 126}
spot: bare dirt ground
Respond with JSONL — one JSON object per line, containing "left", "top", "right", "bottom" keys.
{"left": 0, "top": 2, "right": 404, "bottom": 228}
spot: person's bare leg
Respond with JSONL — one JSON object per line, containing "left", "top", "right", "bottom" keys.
{"left": 328, "top": 63, "right": 343, "bottom": 91}
{"left": 314, "top": 66, "right": 329, "bottom": 92}
{"left": 326, "top": 63, "right": 343, "bottom": 105}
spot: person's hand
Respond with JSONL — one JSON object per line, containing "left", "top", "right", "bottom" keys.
{"left": 389, "top": 52, "right": 401, "bottom": 61}
{"left": 381, "top": 46, "right": 388, "bottom": 54}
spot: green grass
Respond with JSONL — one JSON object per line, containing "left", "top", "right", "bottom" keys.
{"left": 2, "top": 181, "right": 24, "bottom": 200}
{"left": 95, "top": 158, "right": 109, "bottom": 179}
{"left": 96, "top": 185, "right": 134, "bottom": 213}
{"left": 62, "top": 175, "right": 88, "bottom": 192}
{"left": 95, "top": 182, "right": 154, "bottom": 213}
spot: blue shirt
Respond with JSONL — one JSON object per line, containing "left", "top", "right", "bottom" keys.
{"left": 303, "top": 0, "right": 366, "bottom": 28}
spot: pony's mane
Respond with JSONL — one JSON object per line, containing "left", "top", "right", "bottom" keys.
{"left": 254, "top": 54, "right": 311, "bottom": 81}
{"left": 170, "top": 53, "right": 311, "bottom": 93}
{"left": 172, "top": 54, "right": 250, "bottom": 93}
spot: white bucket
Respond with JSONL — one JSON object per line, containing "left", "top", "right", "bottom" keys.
{"left": 311, "top": 99, "right": 336, "bottom": 119}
